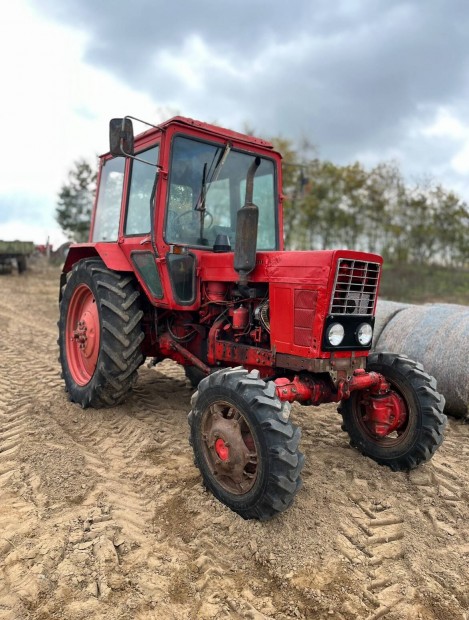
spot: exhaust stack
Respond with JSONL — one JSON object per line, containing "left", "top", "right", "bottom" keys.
{"left": 234, "top": 157, "right": 261, "bottom": 286}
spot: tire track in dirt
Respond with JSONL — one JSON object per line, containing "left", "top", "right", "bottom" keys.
{"left": 115, "top": 364, "right": 291, "bottom": 618}
{"left": 1, "top": 264, "right": 469, "bottom": 619}
{"left": 0, "top": 275, "right": 159, "bottom": 616}
{"left": 0, "top": 320, "right": 91, "bottom": 614}
{"left": 0, "top": 331, "right": 52, "bottom": 617}
{"left": 404, "top": 420, "right": 469, "bottom": 616}
{"left": 337, "top": 494, "right": 407, "bottom": 619}
{"left": 298, "top": 402, "right": 469, "bottom": 619}
{"left": 111, "top": 365, "right": 317, "bottom": 618}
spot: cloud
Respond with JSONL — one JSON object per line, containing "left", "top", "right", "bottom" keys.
{"left": 0, "top": 1, "right": 168, "bottom": 242}
{"left": 34, "top": 0, "right": 469, "bottom": 203}
{"left": 3, "top": 0, "right": 469, "bottom": 248}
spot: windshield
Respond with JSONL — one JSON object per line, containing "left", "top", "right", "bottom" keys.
{"left": 165, "top": 135, "right": 277, "bottom": 250}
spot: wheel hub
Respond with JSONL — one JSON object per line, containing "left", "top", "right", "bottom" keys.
{"left": 72, "top": 310, "right": 98, "bottom": 358}
{"left": 363, "top": 391, "right": 407, "bottom": 437}
{"left": 215, "top": 438, "right": 230, "bottom": 461}
{"left": 202, "top": 403, "right": 258, "bottom": 495}
{"left": 66, "top": 284, "right": 100, "bottom": 386}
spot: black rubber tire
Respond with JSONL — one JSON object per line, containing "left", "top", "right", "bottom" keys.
{"left": 17, "top": 256, "right": 27, "bottom": 274}
{"left": 188, "top": 367, "right": 304, "bottom": 520}
{"left": 339, "top": 352, "right": 446, "bottom": 470}
{"left": 184, "top": 365, "right": 206, "bottom": 388}
{"left": 58, "top": 259, "right": 144, "bottom": 408}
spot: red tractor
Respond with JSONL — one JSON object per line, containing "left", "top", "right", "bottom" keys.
{"left": 58, "top": 116, "right": 446, "bottom": 520}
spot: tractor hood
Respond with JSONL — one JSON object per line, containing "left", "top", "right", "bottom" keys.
{"left": 199, "top": 249, "right": 383, "bottom": 285}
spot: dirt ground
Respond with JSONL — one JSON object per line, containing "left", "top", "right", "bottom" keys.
{"left": 0, "top": 262, "right": 468, "bottom": 620}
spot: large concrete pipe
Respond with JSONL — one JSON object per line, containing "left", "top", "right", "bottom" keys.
{"left": 373, "top": 302, "right": 469, "bottom": 418}
{"left": 373, "top": 300, "right": 410, "bottom": 343}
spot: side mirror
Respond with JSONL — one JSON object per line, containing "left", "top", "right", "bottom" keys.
{"left": 109, "top": 118, "right": 134, "bottom": 157}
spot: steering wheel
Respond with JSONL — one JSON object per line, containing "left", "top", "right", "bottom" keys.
{"left": 172, "top": 209, "right": 213, "bottom": 230}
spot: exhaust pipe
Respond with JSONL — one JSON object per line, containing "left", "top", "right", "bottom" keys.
{"left": 234, "top": 157, "right": 261, "bottom": 286}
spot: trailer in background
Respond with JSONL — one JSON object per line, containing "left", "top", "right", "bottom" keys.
{"left": 0, "top": 240, "right": 35, "bottom": 274}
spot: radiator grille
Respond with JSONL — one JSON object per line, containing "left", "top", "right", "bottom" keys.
{"left": 329, "top": 259, "right": 380, "bottom": 317}
{"left": 294, "top": 290, "right": 317, "bottom": 347}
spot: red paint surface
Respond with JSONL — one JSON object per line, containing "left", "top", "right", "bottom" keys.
{"left": 61, "top": 116, "right": 386, "bottom": 406}
{"left": 65, "top": 284, "right": 100, "bottom": 385}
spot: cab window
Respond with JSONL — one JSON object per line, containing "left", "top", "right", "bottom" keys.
{"left": 92, "top": 157, "right": 125, "bottom": 242}
{"left": 165, "top": 136, "right": 277, "bottom": 250}
{"left": 125, "top": 145, "right": 160, "bottom": 236}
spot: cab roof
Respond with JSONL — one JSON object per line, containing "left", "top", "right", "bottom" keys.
{"left": 157, "top": 116, "right": 274, "bottom": 149}
{"left": 101, "top": 115, "right": 275, "bottom": 158}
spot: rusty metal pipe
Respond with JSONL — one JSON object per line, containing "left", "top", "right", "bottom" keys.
{"left": 275, "top": 370, "right": 389, "bottom": 405}
{"left": 169, "top": 340, "right": 211, "bottom": 375}
{"left": 275, "top": 375, "right": 336, "bottom": 405}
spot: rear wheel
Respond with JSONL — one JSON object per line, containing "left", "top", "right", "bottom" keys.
{"left": 189, "top": 367, "right": 304, "bottom": 520}
{"left": 58, "top": 259, "right": 144, "bottom": 408}
{"left": 339, "top": 352, "right": 446, "bottom": 470}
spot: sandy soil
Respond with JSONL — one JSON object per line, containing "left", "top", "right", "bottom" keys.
{"left": 0, "top": 261, "right": 468, "bottom": 620}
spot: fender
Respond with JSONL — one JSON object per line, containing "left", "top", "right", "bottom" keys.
{"left": 63, "top": 243, "right": 133, "bottom": 274}
{"left": 60, "top": 243, "right": 133, "bottom": 302}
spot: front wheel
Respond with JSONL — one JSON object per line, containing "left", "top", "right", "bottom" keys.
{"left": 339, "top": 352, "right": 446, "bottom": 470}
{"left": 189, "top": 368, "right": 304, "bottom": 520}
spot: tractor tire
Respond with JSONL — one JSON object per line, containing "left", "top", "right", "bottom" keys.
{"left": 184, "top": 365, "right": 206, "bottom": 388}
{"left": 17, "top": 256, "right": 27, "bottom": 274}
{"left": 339, "top": 352, "right": 446, "bottom": 470}
{"left": 188, "top": 367, "right": 304, "bottom": 520}
{"left": 58, "top": 259, "right": 144, "bottom": 408}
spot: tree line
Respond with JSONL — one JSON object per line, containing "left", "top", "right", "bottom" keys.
{"left": 276, "top": 138, "right": 469, "bottom": 267}
{"left": 57, "top": 142, "right": 469, "bottom": 268}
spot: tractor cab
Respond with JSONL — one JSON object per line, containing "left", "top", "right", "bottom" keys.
{"left": 79, "top": 116, "right": 282, "bottom": 311}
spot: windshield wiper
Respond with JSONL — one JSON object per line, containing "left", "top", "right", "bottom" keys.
{"left": 195, "top": 142, "right": 232, "bottom": 244}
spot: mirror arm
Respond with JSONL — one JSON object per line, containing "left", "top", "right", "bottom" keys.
{"left": 119, "top": 115, "right": 161, "bottom": 159}
{"left": 124, "top": 115, "right": 160, "bottom": 130}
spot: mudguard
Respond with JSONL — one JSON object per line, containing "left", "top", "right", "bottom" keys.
{"left": 62, "top": 243, "right": 132, "bottom": 274}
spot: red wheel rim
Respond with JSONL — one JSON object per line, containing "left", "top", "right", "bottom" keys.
{"left": 215, "top": 438, "right": 230, "bottom": 461}
{"left": 65, "top": 284, "right": 100, "bottom": 386}
{"left": 355, "top": 387, "right": 411, "bottom": 446}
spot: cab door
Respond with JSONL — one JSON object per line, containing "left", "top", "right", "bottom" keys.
{"left": 118, "top": 144, "right": 167, "bottom": 304}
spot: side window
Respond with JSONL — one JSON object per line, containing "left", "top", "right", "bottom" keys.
{"left": 92, "top": 157, "right": 125, "bottom": 242}
{"left": 125, "top": 145, "right": 160, "bottom": 236}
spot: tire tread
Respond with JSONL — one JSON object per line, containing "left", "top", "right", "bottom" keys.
{"left": 339, "top": 352, "right": 446, "bottom": 470}
{"left": 190, "top": 368, "right": 304, "bottom": 520}
{"left": 58, "top": 259, "right": 144, "bottom": 408}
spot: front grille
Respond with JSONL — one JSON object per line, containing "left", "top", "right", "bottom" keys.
{"left": 329, "top": 259, "right": 380, "bottom": 316}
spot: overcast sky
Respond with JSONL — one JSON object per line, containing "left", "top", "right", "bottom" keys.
{"left": 2, "top": 0, "right": 469, "bottom": 246}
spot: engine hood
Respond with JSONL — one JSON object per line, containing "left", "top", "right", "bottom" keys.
{"left": 199, "top": 249, "right": 383, "bottom": 284}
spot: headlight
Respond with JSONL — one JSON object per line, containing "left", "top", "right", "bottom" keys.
{"left": 356, "top": 323, "right": 373, "bottom": 346}
{"left": 326, "top": 322, "right": 345, "bottom": 346}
